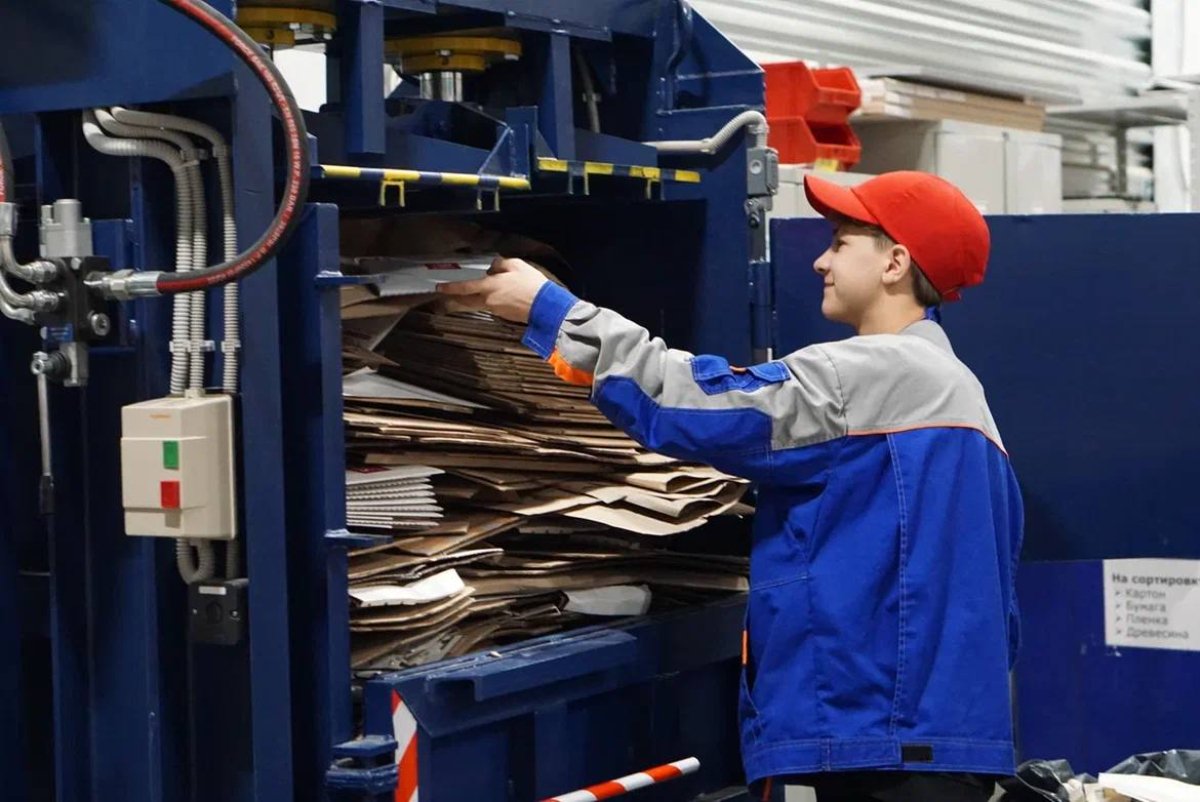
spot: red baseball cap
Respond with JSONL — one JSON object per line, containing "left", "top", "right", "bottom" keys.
{"left": 803, "top": 171, "right": 990, "bottom": 302}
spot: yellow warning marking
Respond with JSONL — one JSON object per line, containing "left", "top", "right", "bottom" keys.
{"left": 536, "top": 158, "right": 700, "bottom": 184}
{"left": 320, "top": 165, "right": 530, "bottom": 191}
{"left": 439, "top": 173, "right": 484, "bottom": 187}
{"left": 319, "top": 165, "right": 363, "bottom": 180}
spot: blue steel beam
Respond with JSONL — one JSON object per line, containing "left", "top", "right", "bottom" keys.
{"left": 537, "top": 32, "right": 576, "bottom": 161}
{"left": 277, "top": 204, "right": 356, "bottom": 801}
{"left": 233, "top": 64, "right": 297, "bottom": 802}
{"left": 341, "top": 0, "right": 388, "bottom": 159}
{"left": 378, "top": 0, "right": 659, "bottom": 38}
{"left": 87, "top": 220, "right": 176, "bottom": 802}
{"left": 0, "top": 323, "right": 38, "bottom": 801}
{"left": 30, "top": 111, "right": 92, "bottom": 802}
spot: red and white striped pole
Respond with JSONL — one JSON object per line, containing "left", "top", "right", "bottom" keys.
{"left": 541, "top": 757, "right": 701, "bottom": 802}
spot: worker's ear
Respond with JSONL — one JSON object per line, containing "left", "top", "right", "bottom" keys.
{"left": 880, "top": 243, "right": 913, "bottom": 289}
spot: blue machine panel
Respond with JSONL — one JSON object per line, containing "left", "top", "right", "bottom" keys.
{"left": 771, "top": 214, "right": 1200, "bottom": 562}
{"left": 0, "top": 0, "right": 236, "bottom": 113}
{"left": 364, "top": 598, "right": 748, "bottom": 802}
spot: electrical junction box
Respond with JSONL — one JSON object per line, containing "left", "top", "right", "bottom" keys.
{"left": 120, "top": 394, "right": 237, "bottom": 540}
{"left": 189, "top": 579, "right": 249, "bottom": 646}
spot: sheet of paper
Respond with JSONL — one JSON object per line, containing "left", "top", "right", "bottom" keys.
{"left": 348, "top": 568, "right": 466, "bottom": 607}
{"left": 363, "top": 256, "right": 495, "bottom": 297}
{"left": 351, "top": 588, "right": 475, "bottom": 629}
{"left": 564, "top": 585, "right": 652, "bottom": 617}
{"left": 1104, "top": 559, "right": 1200, "bottom": 652}
{"left": 343, "top": 368, "right": 488, "bottom": 409}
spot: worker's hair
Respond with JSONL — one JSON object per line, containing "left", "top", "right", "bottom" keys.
{"left": 840, "top": 219, "right": 943, "bottom": 308}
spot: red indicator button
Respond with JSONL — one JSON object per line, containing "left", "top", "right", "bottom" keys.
{"left": 161, "top": 481, "right": 181, "bottom": 510}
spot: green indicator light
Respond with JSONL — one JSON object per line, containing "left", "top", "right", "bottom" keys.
{"left": 163, "top": 440, "right": 180, "bottom": 470}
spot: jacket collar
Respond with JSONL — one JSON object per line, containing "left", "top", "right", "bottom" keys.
{"left": 901, "top": 318, "right": 955, "bottom": 355}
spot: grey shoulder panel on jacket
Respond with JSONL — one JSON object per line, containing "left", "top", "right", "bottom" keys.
{"left": 812, "top": 325, "right": 1005, "bottom": 450}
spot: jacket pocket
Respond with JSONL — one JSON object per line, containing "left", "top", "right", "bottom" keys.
{"left": 691, "top": 355, "right": 790, "bottom": 395}
{"left": 747, "top": 575, "right": 817, "bottom": 742}
{"left": 740, "top": 608, "right": 764, "bottom": 744}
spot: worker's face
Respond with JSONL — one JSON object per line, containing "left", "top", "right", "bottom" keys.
{"left": 813, "top": 223, "right": 890, "bottom": 326}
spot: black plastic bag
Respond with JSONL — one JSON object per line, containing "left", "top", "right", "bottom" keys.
{"left": 997, "top": 759, "right": 1092, "bottom": 801}
{"left": 1107, "top": 750, "right": 1200, "bottom": 784}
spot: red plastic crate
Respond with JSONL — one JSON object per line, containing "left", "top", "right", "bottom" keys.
{"left": 764, "top": 62, "right": 862, "bottom": 124}
{"left": 767, "top": 117, "right": 862, "bottom": 169}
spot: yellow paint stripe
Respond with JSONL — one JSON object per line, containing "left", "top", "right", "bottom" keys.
{"left": 629, "top": 166, "right": 662, "bottom": 180}
{"left": 494, "top": 176, "right": 532, "bottom": 190}
{"left": 439, "top": 173, "right": 483, "bottom": 187}
{"left": 320, "top": 165, "right": 364, "bottom": 180}
{"left": 535, "top": 158, "right": 700, "bottom": 184}
{"left": 319, "top": 165, "right": 530, "bottom": 191}
{"left": 375, "top": 169, "right": 423, "bottom": 183}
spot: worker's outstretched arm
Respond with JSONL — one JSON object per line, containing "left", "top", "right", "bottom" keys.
{"left": 439, "top": 259, "right": 846, "bottom": 481}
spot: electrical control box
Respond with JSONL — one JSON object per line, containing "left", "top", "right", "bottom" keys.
{"left": 189, "top": 579, "right": 249, "bottom": 646}
{"left": 120, "top": 394, "right": 237, "bottom": 540}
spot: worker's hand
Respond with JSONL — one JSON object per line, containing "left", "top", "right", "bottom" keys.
{"left": 437, "top": 257, "right": 549, "bottom": 324}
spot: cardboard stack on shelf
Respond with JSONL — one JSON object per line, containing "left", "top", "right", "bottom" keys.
{"left": 846, "top": 73, "right": 1062, "bottom": 214}
{"left": 855, "top": 76, "right": 1047, "bottom": 131}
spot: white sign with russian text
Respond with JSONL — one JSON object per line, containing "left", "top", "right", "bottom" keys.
{"left": 1103, "top": 559, "right": 1200, "bottom": 652}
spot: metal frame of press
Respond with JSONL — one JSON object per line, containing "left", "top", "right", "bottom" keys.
{"left": 0, "top": 1, "right": 771, "bottom": 799}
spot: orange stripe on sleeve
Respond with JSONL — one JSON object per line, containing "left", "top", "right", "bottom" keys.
{"left": 548, "top": 349, "right": 595, "bottom": 387}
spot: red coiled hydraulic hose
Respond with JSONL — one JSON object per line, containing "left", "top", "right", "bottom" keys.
{"left": 153, "top": 0, "right": 310, "bottom": 295}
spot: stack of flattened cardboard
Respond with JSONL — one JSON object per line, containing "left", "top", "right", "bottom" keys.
{"left": 342, "top": 303, "right": 752, "bottom": 673}
{"left": 856, "top": 77, "right": 1046, "bottom": 131}
{"left": 345, "top": 466, "right": 443, "bottom": 530}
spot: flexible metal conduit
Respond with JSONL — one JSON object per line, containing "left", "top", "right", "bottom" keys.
{"left": 82, "top": 111, "right": 194, "bottom": 395}
{"left": 110, "top": 107, "right": 241, "bottom": 394}
{"left": 647, "top": 110, "right": 769, "bottom": 154}
{"left": 93, "top": 109, "right": 210, "bottom": 391}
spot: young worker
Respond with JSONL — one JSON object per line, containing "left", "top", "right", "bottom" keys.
{"left": 439, "top": 171, "right": 1023, "bottom": 802}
